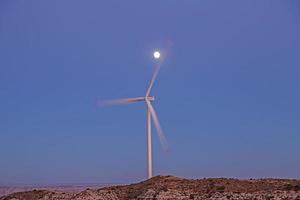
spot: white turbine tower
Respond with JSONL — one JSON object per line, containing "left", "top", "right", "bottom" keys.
{"left": 99, "top": 51, "right": 168, "bottom": 179}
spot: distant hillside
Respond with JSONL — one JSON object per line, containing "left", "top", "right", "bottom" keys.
{"left": 0, "top": 185, "right": 102, "bottom": 199}
{"left": 1, "top": 176, "right": 300, "bottom": 199}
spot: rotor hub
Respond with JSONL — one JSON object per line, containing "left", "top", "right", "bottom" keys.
{"left": 146, "top": 96, "right": 155, "bottom": 101}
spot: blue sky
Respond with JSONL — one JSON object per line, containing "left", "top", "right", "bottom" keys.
{"left": 0, "top": 1, "right": 300, "bottom": 185}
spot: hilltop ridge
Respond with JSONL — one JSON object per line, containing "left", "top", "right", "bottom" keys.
{"left": 1, "top": 175, "right": 300, "bottom": 199}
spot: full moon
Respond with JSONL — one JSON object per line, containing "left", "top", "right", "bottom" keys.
{"left": 153, "top": 51, "right": 160, "bottom": 59}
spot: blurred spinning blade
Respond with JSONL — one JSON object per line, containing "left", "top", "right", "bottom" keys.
{"left": 97, "top": 97, "right": 145, "bottom": 107}
{"left": 146, "top": 100, "right": 169, "bottom": 151}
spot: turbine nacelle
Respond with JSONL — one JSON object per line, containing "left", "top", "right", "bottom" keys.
{"left": 146, "top": 96, "right": 155, "bottom": 102}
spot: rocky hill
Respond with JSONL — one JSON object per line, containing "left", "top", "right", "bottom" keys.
{"left": 0, "top": 185, "right": 102, "bottom": 198}
{"left": 1, "top": 176, "right": 300, "bottom": 200}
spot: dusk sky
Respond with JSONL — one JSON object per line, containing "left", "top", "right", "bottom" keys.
{"left": 1, "top": 1, "right": 300, "bottom": 185}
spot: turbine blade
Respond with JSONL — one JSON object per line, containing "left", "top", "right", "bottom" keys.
{"left": 146, "top": 100, "right": 169, "bottom": 151}
{"left": 146, "top": 63, "right": 161, "bottom": 97}
{"left": 97, "top": 97, "right": 145, "bottom": 107}
{"left": 145, "top": 41, "right": 173, "bottom": 97}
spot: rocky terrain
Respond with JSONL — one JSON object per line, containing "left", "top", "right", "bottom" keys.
{"left": 0, "top": 185, "right": 102, "bottom": 199}
{"left": 1, "top": 176, "right": 300, "bottom": 200}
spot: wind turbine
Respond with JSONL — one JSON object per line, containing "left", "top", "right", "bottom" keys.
{"left": 98, "top": 51, "right": 168, "bottom": 179}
